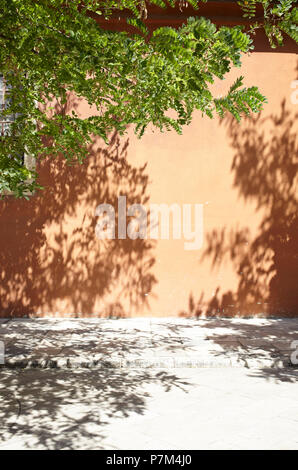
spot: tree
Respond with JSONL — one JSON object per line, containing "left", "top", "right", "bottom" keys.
{"left": 0, "top": 0, "right": 297, "bottom": 198}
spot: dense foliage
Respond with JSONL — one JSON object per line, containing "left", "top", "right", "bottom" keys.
{"left": 0, "top": 0, "right": 297, "bottom": 197}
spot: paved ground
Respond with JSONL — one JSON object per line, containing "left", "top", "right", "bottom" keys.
{"left": 0, "top": 366, "right": 297, "bottom": 450}
{"left": 0, "top": 317, "right": 297, "bottom": 449}
{"left": 0, "top": 317, "right": 298, "bottom": 369}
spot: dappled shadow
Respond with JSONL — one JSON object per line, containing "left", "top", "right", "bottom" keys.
{"left": 0, "top": 320, "right": 195, "bottom": 449}
{"left": 182, "top": 99, "right": 298, "bottom": 318}
{"left": 0, "top": 318, "right": 197, "bottom": 361}
{"left": 144, "top": 318, "right": 298, "bottom": 383}
{"left": 0, "top": 94, "right": 157, "bottom": 317}
{"left": 197, "top": 317, "right": 297, "bottom": 371}
{"left": 156, "top": 317, "right": 298, "bottom": 383}
{"left": 0, "top": 366, "right": 191, "bottom": 449}
{"left": 248, "top": 367, "right": 298, "bottom": 384}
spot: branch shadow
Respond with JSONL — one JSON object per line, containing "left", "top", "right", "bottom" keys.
{"left": 0, "top": 319, "right": 194, "bottom": 450}
{"left": 0, "top": 365, "right": 191, "bottom": 449}
{"left": 178, "top": 96, "right": 298, "bottom": 382}
{"left": 182, "top": 99, "right": 298, "bottom": 319}
{"left": 0, "top": 94, "right": 157, "bottom": 317}
{"left": 196, "top": 317, "right": 298, "bottom": 379}
{"left": 0, "top": 318, "right": 198, "bottom": 360}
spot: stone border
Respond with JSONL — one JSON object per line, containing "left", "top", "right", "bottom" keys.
{"left": 1, "top": 355, "right": 295, "bottom": 370}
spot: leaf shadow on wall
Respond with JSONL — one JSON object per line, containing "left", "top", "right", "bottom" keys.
{"left": 182, "top": 100, "right": 298, "bottom": 317}
{"left": 0, "top": 127, "right": 157, "bottom": 317}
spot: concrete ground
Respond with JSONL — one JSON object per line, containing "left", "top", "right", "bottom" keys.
{"left": 0, "top": 317, "right": 297, "bottom": 449}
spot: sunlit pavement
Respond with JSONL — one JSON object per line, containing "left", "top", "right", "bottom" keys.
{"left": 1, "top": 317, "right": 298, "bottom": 369}
{"left": 0, "top": 367, "right": 297, "bottom": 450}
{"left": 0, "top": 317, "right": 297, "bottom": 449}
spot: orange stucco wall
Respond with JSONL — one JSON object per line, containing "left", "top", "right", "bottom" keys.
{"left": 0, "top": 11, "right": 297, "bottom": 318}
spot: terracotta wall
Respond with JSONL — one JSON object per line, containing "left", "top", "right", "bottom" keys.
{"left": 0, "top": 9, "right": 297, "bottom": 318}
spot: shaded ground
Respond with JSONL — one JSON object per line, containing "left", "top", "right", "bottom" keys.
{"left": 0, "top": 366, "right": 297, "bottom": 450}
{"left": 0, "top": 317, "right": 297, "bottom": 370}
{"left": 0, "top": 318, "right": 297, "bottom": 449}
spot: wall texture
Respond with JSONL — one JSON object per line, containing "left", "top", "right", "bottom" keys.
{"left": 0, "top": 6, "right": 297, "bottom": 318}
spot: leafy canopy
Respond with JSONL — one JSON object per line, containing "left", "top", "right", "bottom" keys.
{"left": 0, "top": 0, "right": 297, "bottom": 197}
